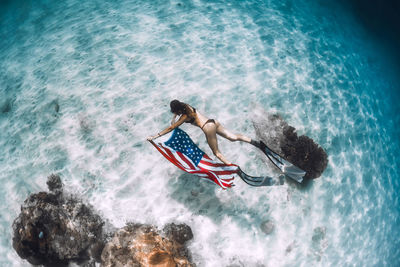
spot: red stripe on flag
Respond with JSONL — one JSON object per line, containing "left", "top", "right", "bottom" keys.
{"left": 151, "top": 142, "right": 186, "bottom": 171}
{"left": 176, "top": 151, "right": 197, "bottom": 170}
{"left": 160, "top": 144, "right": 187, "bottom": 168}
{"left": 203, "top": 154, "right": 212, "bottom": 160}
{"left": 198, "top": 167, "right": 237, "bottom": 176}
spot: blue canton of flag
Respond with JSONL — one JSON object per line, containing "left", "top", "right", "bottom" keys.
{"left": 164, "top": 128, "right": 204, "bottom": 166}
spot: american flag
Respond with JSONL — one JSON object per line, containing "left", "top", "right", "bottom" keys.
{"left": 149, "top": 128, "right": 238, "bottom": 189}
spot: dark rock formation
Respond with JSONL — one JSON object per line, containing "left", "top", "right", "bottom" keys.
{"left": 12, "top": 174, "right": 105, "bottom": 266}
{"left": 46, "top": 173, "right": 63, "bottom": 193}
{"left": 12, "top": 175, "right": 196, "bottom": 266}
{"left": 281, "top": 126, "right": 328, "bottom": 179}
{"left": 163, "top": 222, "right": 193, "bottom": 245}
{"left": 101, "top": 223, "right": 194, "bottom": 267}
{"left": 260, "top": 220, "right": 275, "bottom": 235}
{"left": 253, "top": 109, "right": 328, "bottom": 179}
{"left": 0, "top": 98, "right": 12, "bottom": 114}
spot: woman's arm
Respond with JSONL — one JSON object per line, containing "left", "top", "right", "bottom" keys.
{"left": 171, "top": 114, "right": 178, "bottom": 125}
{"left": 147, "top": 114, "right": 187, "bottom": 141}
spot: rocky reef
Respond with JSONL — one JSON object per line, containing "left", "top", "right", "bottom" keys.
{"left": 280, "top": 126, "right": 328, "bottom": 179}
{"left": 101, "top": 223, "right": 193, "bottom": 267}
{"left": 12, "top": 174, "right": 194, "bottom": 266}
{"left": 12, "top": 174, "right": 105, "bottom": 266}
{"left": 253, "top": 109, "right": 328, "bottom": 179}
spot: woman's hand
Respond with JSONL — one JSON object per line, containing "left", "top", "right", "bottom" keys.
{"left": 147, "top": 135, "right": 156, "bottom": 141}
{"left": 147, "top": 134, "right": 160, "bottom": 141}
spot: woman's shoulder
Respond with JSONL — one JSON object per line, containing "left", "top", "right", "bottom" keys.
{"left": 186, "top": 104, "right": 196, "bottom": 114}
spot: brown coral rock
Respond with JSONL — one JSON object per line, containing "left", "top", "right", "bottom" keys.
{"left": 101, "top": 224, "right": 193, "bottom": 267}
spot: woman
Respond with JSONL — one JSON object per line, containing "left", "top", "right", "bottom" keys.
{"left": 147, "top": 100, "right": 259, "bottom": 165}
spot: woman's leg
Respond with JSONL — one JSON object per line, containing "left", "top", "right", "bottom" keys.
{"left": 215, "top": 121, "right": 252, "bottom": 143}
{"left": 203, "top": 123, "right": 232, "bottom": 165}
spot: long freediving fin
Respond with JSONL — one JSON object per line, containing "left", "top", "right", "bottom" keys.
{"left": 254, "top": 141, "right": 306, "bottom": 183}
{"left": 237, "top": 168, "right": 283, "bottom": 187}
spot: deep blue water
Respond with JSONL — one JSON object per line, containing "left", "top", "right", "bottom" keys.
{"left": 0, "top": 0, "right": 399, "bottom": 266}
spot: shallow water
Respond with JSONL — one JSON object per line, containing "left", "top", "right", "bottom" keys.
{"left": 1, "top": 0, "right": 399, "bottom": 266}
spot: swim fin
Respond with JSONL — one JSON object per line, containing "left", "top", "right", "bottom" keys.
{"left": 237, "top": 168, "right": 283, "bottom": 187}
{"left": 251, "top": 140, "right": 306, "bottom": 183}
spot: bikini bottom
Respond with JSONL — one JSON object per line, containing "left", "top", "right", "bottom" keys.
{"left": 201, "top": 119, "right": 216, "bottom": 130}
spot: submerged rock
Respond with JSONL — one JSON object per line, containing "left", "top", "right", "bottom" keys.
{"left": 260, "top": 220, "right": 275, "bottom": 235}
{"left": 163, "top": 222, "right": 194, "bottom": 245}
{"left": 281, "top": 126, "right": 328, "bottom": 179}
{"left": 52, "top": 100, "right": 60, "bottom": 113}
{"left": 312, "top": 226, "right": 326, "bottom": 243}
{"left": 253, "top": 109, "right": 328, "bottom": 179}
{"left": 311, "top": 226, "right": 328, "bottom": 261}
{"left": 101, "top": 223, "right": 194, "bottom": 267}
{"left": 13, "top": 175, "right": 196, "bottom": 267}
{"left": 79, "top": 114, "right": 96, "bottom": 133}
{"left": 285, "top": 240, "right": 297, "bottom": 254}
{"left": 0, "top": 98, "right": 12, "bottom": 113}
{"left": 46, "top": 173, "right": 63, "bottom": 193}
{"left": 12, "top": 174, "right": 105, "bottom": 266}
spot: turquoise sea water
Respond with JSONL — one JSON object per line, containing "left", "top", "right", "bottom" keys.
{"left": 1, "top": 0, "right": 399, "bottom": 266}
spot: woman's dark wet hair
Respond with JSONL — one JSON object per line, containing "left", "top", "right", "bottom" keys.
{"left": 170, "top": 100, "right": 188, "bottom": 115}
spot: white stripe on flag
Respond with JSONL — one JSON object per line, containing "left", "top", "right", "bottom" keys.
{"left": 198, "top": 162, "right": 238, "bottom": 172}
{"left": 214, "top": 174, "right": 235, "bottom": 180}
{"left": 207, "top": 171, "right": 226, "bottom": 188}
{"left": 200, "top": 157, "right": 217, "bottom": 163}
